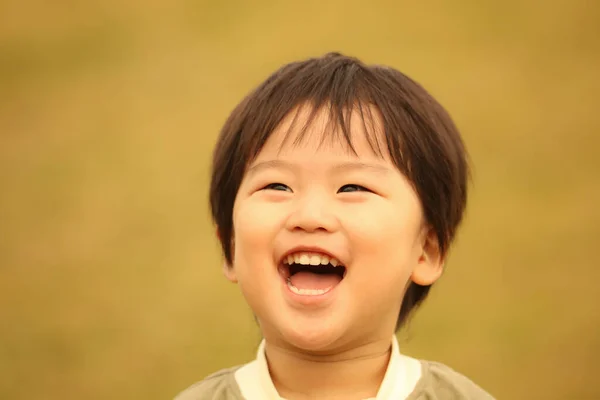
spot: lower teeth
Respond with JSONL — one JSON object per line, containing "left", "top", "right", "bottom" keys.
{"left": 287, "top": 278, "right": 332, "bottom": 296}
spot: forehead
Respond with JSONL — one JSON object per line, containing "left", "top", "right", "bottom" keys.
{"left": 254, "top": 103, "right": 390, "bottom": 161}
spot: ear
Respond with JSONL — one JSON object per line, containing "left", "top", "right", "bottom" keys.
{"left": 222, "top": 260, "right": 238, "bottom": 283}
{"left": 217, "top": 226, "right": 237, "bottom": 283}
{"left": 411, "top": 228, "right": 444, "bottom": 286}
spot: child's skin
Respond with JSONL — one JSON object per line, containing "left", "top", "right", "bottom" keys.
{"left": 223, "top": 104, "right": 444, "bottom": 399}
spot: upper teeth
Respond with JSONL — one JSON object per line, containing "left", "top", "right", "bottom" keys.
{"left": 283, "top": 252, "right": 341, "bottom": 267}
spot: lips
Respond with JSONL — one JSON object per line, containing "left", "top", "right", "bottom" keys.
{"left": 278, "top": 248, "right": 347, "bottom": 297}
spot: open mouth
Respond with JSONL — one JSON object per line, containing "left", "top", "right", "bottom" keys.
{"left": 281, "top": 252, "right": 346, "bottom": 296}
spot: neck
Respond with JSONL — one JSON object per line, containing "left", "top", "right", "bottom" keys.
{"left": 264, "top": 337, "right": 392, "bottom": 400}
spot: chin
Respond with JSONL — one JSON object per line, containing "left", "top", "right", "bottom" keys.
{"left": 279, "top": 319, "right": 346, "bottom": 353}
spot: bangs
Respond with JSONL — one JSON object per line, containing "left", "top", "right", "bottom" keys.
{"left": 274, "top": 100, "right": 389, "bottom": 160}
{"left": 239, "top": 55, "right": 412, "bottom": 178}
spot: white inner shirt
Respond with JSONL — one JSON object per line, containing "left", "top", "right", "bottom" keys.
{"left": 235, "top": 336, "right": 422, "bottom": 400}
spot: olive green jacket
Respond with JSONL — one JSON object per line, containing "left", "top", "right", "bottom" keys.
{"left": 175, "top": 360, "right": 495, "bottom": 400}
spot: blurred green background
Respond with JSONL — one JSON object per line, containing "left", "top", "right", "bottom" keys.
{"left": 1, "top": 1, "right": 599, "bottom": 399}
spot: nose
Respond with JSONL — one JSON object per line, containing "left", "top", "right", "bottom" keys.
{"left": 285, "top": 192, "right": 339, "bottom": 233}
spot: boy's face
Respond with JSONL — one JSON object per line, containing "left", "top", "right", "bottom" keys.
{"left": 226, "top": 105, "right": 443, "bottom": 352}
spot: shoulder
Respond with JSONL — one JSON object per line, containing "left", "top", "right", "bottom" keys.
{"left": 408, "top": 360, "right": 496, "bottom": 400}
{"left": 174, "top": 366, "right": 243, "bottom": 400}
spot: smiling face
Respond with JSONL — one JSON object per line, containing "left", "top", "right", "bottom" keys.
{"left": 225, "top": 105, "right": 443, "bottom": 353}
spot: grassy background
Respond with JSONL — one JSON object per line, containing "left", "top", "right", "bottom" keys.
{"left": 1, "top": 1, "right": 599, "bottom": 398}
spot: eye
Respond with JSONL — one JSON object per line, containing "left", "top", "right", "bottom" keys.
{"left": 263, "top": 183, "right": 292, "bottom": 192}
{"left": 338, "top": 184, "right": 370, "bottom": 193}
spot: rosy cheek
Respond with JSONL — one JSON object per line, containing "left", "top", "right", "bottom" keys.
{"left": 345, "top": 203, "right": 405, "bottom": 236}
{"left": 234, "top": 202, "right": 284, "bottom": 251}
{"left": 344, "top": 205, "right": 417, "bottom": 263}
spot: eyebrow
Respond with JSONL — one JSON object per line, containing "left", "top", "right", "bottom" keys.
{"left": 332, "top": 162, "right": 391, "bottom": 175}
{"left": 246, "top": 160, "right": 297, "bottom": 176}
{"left": 247, "top": 160, "right": 391, "bottom": 176}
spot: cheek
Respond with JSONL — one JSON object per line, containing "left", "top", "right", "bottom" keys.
{"left": 232, "top": 200, "right": 285, "bottom": 271}
{"left": 344, "top": 201, "right": 422, "bottom": 273}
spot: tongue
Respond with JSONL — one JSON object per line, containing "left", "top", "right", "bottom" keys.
{"left": 289, "top": 271, "right": 342, "bottom": 290}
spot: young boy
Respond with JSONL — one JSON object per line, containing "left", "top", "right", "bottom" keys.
{"left": 176, "top": 52, "right": 494, "bottom": 399}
